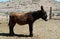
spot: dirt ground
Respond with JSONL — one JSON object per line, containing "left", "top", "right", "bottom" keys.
{"left": 0, "top": 19, "right": 60, "bottom": 39}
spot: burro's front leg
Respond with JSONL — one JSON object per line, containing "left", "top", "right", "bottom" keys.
{"left": 29, "top": 22, "right": 33, "bottom": 37}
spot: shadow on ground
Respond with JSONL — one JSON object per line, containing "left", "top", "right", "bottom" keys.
{"left": 0, "top": 33, "right": 31, "bottom": 37}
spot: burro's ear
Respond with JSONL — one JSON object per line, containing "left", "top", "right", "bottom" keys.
{"left": 41, "top": 5, "right": 44, "bottom": 10}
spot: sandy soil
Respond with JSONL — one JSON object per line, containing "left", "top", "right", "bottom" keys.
{"left": 0, "top": 19, "right": 60, "bottom": 39}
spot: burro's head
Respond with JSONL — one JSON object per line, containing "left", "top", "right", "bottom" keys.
{"left": 40, "top": 6, "right": 48, "bottom": 21}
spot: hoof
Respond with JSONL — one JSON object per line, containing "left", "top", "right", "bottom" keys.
{"left": 9, "top": 33, "right": 15, "bottom": 36}
{"left": 29, "top": 34, "right": 33, "bottom": 37}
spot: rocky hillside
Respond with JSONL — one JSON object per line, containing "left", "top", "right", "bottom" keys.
{"left": 55, "top": 1, "right": 60, "bottom": 10}
{"left": 0, "top": 0, "right": 59, "bottom": 12}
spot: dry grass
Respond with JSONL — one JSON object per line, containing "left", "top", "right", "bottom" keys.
{"left": 0, "top": 19, "right": 60, "bottom": 39}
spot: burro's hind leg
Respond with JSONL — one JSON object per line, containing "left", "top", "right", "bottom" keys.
{"left": 8, "top": 18, "right": 16, "bottom": 36}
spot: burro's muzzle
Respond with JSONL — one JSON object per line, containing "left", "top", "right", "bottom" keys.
{"left": 45, "top": 19, "right": 48, "bottom": 21}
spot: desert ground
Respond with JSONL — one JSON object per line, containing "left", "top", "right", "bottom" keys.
{"left": 0, "top": 18, "right": 60, "bottom": 39}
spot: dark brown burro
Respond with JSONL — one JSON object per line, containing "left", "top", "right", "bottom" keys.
{"left": 8, "top": 6, "right": 48, "bottom": 37}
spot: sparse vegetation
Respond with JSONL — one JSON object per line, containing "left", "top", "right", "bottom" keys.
{"left": 0, "top": 0, "right": 60, "bottom": 39}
